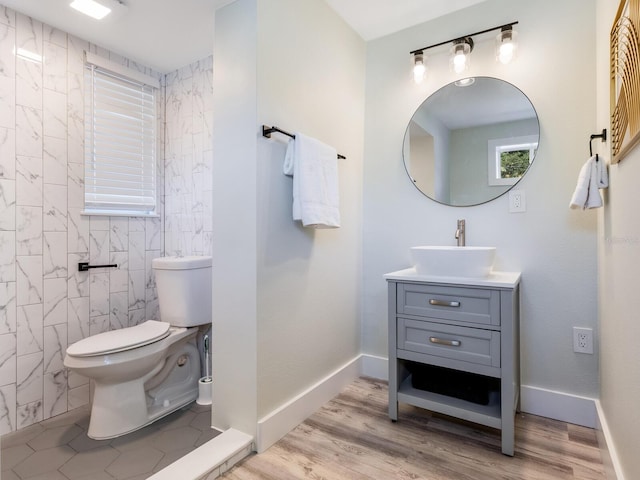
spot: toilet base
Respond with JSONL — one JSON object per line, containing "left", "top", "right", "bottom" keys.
{"left": 86, "top": 337, "right": 201, "bottom": 440}
{"left": 88, "top": 382, "right": 198, "bottom": 440}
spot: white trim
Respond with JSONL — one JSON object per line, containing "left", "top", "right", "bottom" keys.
{"left": 147, "top": 428, "right": 253, "bottom": 480}
{"left": 519, "top": 385, "right": 597, "bottom": 428}
{"left": 595, "top": 400, "right": 625, "bottom": 480}
{"left": 256, "top": 355, "right": 362, "bottom": 452}
{"left": 85, "top": 51, "right": 160, "bottom": 88}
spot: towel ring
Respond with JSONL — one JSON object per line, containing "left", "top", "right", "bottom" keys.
{"left": 589, "top": 129, "right": 607, "bottom": 158}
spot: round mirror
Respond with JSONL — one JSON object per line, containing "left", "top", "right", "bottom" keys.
{"left": 403, "top": 77, "right": 539, "bottom": 206}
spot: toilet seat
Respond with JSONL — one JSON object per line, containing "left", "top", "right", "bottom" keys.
{"left": 66, "top": 320, "right": 171, "bottom": 357}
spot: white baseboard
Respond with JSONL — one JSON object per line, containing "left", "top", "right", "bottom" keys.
{"left": 256, "top": 355, "right": 362, "bottom": 452}
{"left": 520, "top": 385, "right": 597, "bottom": 428}
{"left": 360, "top": 354, "right": 388, "bottom": 380}
{"left": 595, "top": 400, "right": 624, "bottom": 480}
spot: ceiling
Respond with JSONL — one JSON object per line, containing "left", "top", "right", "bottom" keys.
{"left": 1, "top": 0, "right": 487, "bottom": 73}
{"left": 324, "top": 0, "right": 487, "bottom": 41}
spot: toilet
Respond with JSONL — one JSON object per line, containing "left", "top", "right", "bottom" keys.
{"left": 64, "top": 255, "right": 212, "bottom": 440}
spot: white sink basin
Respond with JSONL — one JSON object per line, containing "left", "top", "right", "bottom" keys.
{"left": 410, "top": 246, "right": 496, "bottom": 278}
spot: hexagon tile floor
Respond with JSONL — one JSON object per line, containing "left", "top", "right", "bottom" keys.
{"left": 0, "top": 402, "right": 220, "bottom": 480}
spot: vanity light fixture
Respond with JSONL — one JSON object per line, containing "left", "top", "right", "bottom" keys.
{"left": 496, "top": 25, "right": 517, "bottom": 64}
{"left": 410, "top": 21, "right": 518, "bottom": 83}
{"left": 413, "top": 51, "right": 426, "bottom": 83}
{"left": 450, "top": 37, "right": 473, "bottom": 74}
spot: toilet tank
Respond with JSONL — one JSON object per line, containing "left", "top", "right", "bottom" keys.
{"left": 152, "top": 256, "right": 212, "bottom": 327}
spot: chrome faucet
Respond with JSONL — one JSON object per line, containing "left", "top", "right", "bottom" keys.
{"left": 455, "top": 219, "right": 466, "bottom": 247}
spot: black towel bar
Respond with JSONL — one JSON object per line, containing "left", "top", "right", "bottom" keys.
{"left": 78, "top": 262, "right": 118, "bottom": 272}
{"left": 262, "top": 125, "right": 346, "bottom": 159}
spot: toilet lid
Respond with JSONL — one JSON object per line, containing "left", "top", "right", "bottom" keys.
{"left": 66, "top": 320, "right": 171, "bottom": 357}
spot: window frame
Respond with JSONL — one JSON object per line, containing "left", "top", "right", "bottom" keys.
{"left": 487, "top": 135, "right": 538, "bottom": 187}
{"left": 81, "top": 52, "right": 161, "bottom": 218}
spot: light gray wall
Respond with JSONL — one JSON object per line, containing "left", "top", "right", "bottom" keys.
{"left": 596, "top": 0, "right": 640, "bottom": 478}
{"left": 211, "top": 0, "right": 258, "bottom": 435}
{"left": 363, "top": 0, "right": 599, "bottom": 400}
{"left": 256, "top": 0, "right": 365, "bottom": 418}
{"left": 211, "top": 0, "right": 364, "bottom": 435}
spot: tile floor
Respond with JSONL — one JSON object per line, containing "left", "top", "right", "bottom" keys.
{"left": 1, "top": 402, "right": 220, "bottom": 480}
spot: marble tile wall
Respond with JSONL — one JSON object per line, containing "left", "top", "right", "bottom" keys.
{"left": 0, "top": 6, "right": 168, "bottom": 435}
{"left": 164, "top": 57, "right": 214, "bottom": 257}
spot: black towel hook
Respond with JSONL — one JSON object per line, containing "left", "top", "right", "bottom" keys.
{"left": 589, "top": 128, "right": 607, "bottom": 160}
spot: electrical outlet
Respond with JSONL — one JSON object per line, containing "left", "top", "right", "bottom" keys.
{"left": 509, "top": 190, "right": 526, "bottom": 213}
{"left": 573, "top": 327, "right": 594, "bottom": 354}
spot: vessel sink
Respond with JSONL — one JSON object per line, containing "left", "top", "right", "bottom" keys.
{"left": 410, "top": 246, "right": 496, "bottom": 278}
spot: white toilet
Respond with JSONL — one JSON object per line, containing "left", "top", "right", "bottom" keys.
{"left": 64, "top": 255, "right": 212, "bottom": 439}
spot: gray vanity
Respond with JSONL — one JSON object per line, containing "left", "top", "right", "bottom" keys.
{"left": 385, "top": 268, "right": 520, "bottom": 456}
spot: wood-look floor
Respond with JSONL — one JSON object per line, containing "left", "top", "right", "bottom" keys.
{"left": 222, "top": 377, "right": 606, "bottom": 480}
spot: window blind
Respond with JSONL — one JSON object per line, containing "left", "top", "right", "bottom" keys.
{"left": 84, "top": 59, "right": 157, "bottom": 215}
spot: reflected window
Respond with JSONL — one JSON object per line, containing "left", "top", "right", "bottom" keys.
{"left": 488, "top": 135, "right": 538, "bottom": 186}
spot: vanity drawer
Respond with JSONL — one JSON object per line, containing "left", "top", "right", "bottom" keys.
{"left": 397, "top": 317, "right": 500, "bottom": 367}
{"left": 397, "top": 283, "right": 500, "bottom": 326}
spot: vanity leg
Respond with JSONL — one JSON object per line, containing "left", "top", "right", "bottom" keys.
{"left": 388, "top": 361, "right": 399, "bottom": 421}
{"left": 500, "top": 372, "right": 516, "bottom": 456}
{"left": 501, "top": 415, "right": 515, "bottom": 456}
{"left": 388, "top": 281, "right": 399, "bottom": 422}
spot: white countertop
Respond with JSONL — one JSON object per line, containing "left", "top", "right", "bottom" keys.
{"left": 383, "top": 267, "right": 521, "bottom": 288}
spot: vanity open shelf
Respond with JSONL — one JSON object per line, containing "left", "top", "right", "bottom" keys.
{"left": 384, "top": 268, "right": 521, "bottom": 456}
{"left": 398, "top": 374, "right": 502, "bottom": 429}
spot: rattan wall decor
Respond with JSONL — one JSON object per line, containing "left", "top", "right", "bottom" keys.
{"left": 611, "top": 0, "right": 640, "bottom": 163}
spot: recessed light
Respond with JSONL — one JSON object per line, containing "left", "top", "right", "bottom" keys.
{"left": 455, "top": 77, "right": 475, "bottom": 87}
{"left": 70, "top": 0, "right": 112, "bottom": 20}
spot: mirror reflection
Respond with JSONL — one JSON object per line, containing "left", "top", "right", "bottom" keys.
{"left": 403, "top": 77, "right": 539, "bottom": 206}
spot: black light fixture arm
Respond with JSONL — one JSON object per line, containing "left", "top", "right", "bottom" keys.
{"left": 409, "top": 21, "right": 518, "bottom": 55}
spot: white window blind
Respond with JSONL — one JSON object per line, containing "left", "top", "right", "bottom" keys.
{"left": 84, "top": 54, "right": 158, "bottom": 216}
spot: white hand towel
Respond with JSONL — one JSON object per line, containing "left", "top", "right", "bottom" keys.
{"left": 595, "top": 156, "right": 609, "bottom": 188}
{"left": 283, "top": 139, "right": 294, "bottom": 176}
{"left": 569, "top": 155, "right": 607, "bottom": 210}
{"left": 290, "top": 132, "right": 340, "bottom": 228}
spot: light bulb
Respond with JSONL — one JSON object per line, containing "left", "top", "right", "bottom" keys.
{"left": 498, "top": 42, "right": 514, "bottom": 63}
{"left": 453, "top": 51, "right": 467, "bottom": 73}
{"left": 413, "top": 63, "right": 426, "bottom": 83}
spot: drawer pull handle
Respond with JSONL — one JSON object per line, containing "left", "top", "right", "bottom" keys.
{"left": 429, "top": 337, "right": 461, "bottom": 347}
{"left": 429, "top": 299, "right": 460, "bottom": 308}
